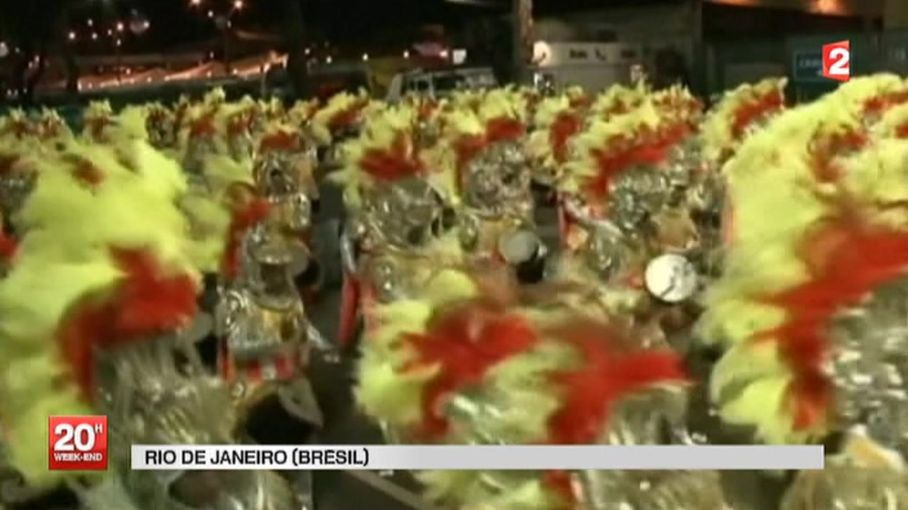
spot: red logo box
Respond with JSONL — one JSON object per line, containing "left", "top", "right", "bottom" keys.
{"left": 822, "top": 40, "right": 851, "bottom": 82}
{"left": 48, "top": 416, "right": 108, "bottom": 471}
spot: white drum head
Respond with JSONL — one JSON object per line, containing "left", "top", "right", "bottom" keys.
{"left": 498, "top": 229, "right": 539, "bottom": 264}
{"left": 645, "top": 253, "right": 698, "bottom": 303}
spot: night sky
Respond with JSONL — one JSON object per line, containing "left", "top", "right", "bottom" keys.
{"left": 58, "top": 0, "right": 685, "bottom": 52}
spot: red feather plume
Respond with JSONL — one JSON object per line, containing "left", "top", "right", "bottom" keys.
{"left": 329, "top": 100, "right": 367, "bottom": 131}
{"left": 0, "top": 230, "right": 17, "bottom": 261}
{"left": 543, "top": 470, "right": 577, "bottom": 510}
{"left": 57, "top": 248, "right": 199, "bottom": 398}
{"left": 403, "top": 300, "right": 539, "bottom": 439}
{"left": 546, "top": 321, "right": 688, "bottom": 444}
{"left": 808, "top": 128, "right": 867, "bottom": 183}
{"left": 485, "top": 117, "right": 525, "bottom": 145}
{"left": 550, "top": 112, "right": 582, "bottom": 164}
{"left": 359, "top": 132, "right": 424, "bottom": 182}
{"left": 0, "top": 155, "right": 18, "bottom": 176}
{"left": 730, "top": 89, "right": 784, "bottom": 140}
{"left": 863, "top": 90, "right": 908, "bottom": 115}
{"left": 190, "top": 112, "right": 217, "bottom": 139}
{"left": 586, "top": 130, "right": 670, "bottom": 200}
{"left": 221, "top": 197, "right": 272, "bottom": 280}
{"left": 259, "top": 130, "right": 301, "bottom": 153}
{"left": 88, "top": 117, "right": 111, "bottom": 141}
{"left": 71, "top": 159, "right": 105, "bottom": 187}
{"left": 758, "top": 214, "right": 908, "bottom": 431}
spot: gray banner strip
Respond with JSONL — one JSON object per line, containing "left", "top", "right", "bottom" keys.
{"left": 130, "top": 445, "right": 824, "bottom": 471}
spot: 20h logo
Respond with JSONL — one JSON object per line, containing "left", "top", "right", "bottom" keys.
{"left": 823, "top": 40, "right": 851, "bottom": 82}
{"left": 48, "top": 416, "right": 108, "bottom": 471}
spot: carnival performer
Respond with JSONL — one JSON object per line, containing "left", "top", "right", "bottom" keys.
{"left": 311, "top": 90, "right": 374, "bottom": 170}
{"left": 81, "top": 100, "right": 116, "bottom": 143}
{"left": 0, "top": 136, "right": 300, "bottom": 509}
{"left": 254, "top": 119, "right": 322, "bottom": 297}
{"left": 432, "top": 88, "right": 548, "bottom": 283}
{"left": 556, "top": 89, "right": 703, "bottom": 349}
{"left": 356, "top": 263, "right": 729, "bottom": 510}
{"left": 699, "top": 77, "right": 787, "bottom": 255}
{"left": 144, "top": 101, "right": 180, "bottom": 152}
{"left": 333, "top": 103, "right": 462, "bottom": 348}
{"left": 699, "top": 74, "right": 908, "bottom": 509}
{"left": 528, "top": 89, "right": 588, "bottom": 210}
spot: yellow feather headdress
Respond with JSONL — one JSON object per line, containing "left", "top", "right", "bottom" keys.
{"left": 700, "top": 74, "right": 908, "bottom": 445}
{"left": 588, "top": 81, "right": 650, "bottom": 119}
{"left": 35, "top": 108, "right": 73, "bottom": 141}
{"left": 0, "top": 139, "right": 197, "bottom": 487}
{"left": 0, "top": 109, "right": 30, "bottom": 139}
{"left": 287, "top": 98, "right": 321, "bottom": 128}
{"left": 560, "top": 99, "right": 664, "bottom": 198}
{"left": 330, "top": 105, "right": 426, "bottom": 208}
{"left": 700, "top": 77, "right": 788, "bottom": 166}
{"left": 311, "top": 90, "right": 371, "bottom": 146}
{"left": 81, "top": 101, "right": 115, "bottom": 142}
{"left": 527, "top": 95, "right": 586, "bottom": 173}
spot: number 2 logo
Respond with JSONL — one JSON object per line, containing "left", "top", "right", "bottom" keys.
{"left": 823, "top": 40, "right": 851, "bottom": 82}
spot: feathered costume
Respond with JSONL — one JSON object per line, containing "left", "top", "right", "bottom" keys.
{"left": 355, "top": 264, "right": 722, "bottom": 510}
{"left": 700, "top": 77, "right": 788, "bottom": 169}
{"left": 699, "top": 74, "right": 908, "bottom": 507}
{"left": 333, "top": 104, "right": 463, "bottom": 346}
{"left": 0, "top": 115, "right": 304, "bottom": 509}
{"left": 431, "top": 89, "right": 545, "bottom": 274}
{"left": 310, "top": 90, "right": 372, "bottom": 148}
{"left": 527, "top": 93, "right": 588, "bottom": 188}
{"left": 0, "top": 135, "right": 197, "bottom": 487}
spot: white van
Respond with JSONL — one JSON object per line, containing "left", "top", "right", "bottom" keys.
{"left": 386, "top": 67, "right": 497, "bottom": 102}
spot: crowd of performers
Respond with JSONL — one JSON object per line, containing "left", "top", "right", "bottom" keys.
{"left": 0, "top": 73, "right": 907, "bottom": 510}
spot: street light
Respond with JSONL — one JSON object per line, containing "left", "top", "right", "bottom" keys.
{"left": 68, "top": 31, "right": 77, "bottom": 41}
{"left": 233, "top": 0, "right": 244, "bottom": 10}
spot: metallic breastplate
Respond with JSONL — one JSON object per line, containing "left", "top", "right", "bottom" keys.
{"left": 782, "top": 460, "right": 908, "bottom": 510}
{"left": 827, "top": 277, "right": 908, "bottom": 455}
{"left": 361, "top": 251, "right": 440, "bottom": 304}
{"left": 220, "top": 290, "right": 307, "bottom": 363}
{"left": 268, "top": 193, "right": 312, "bottom": 236}
{"left": 579, "top": 470, "right": 729, "bottom": 510}
{"left": 88, "top": 338, "right": 299, "bottom": 510}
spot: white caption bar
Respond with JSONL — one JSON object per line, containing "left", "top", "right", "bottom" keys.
{"left": 131, "top": 445, "right": 824, "bottom": 471}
